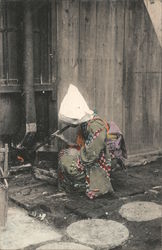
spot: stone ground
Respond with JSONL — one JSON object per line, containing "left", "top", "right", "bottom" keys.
{"left": 1, "top": 158, "right": 162, "bottom": 250}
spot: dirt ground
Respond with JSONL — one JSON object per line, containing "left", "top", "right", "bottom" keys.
{"left": 8, "top": 158, "right": 162, "bottom": 250}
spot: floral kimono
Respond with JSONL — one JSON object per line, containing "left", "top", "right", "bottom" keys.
{"left": 58, "top": 116, "right": 114, "bottom": 199}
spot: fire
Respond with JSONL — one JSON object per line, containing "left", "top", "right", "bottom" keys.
{"left": 17, "top": 156, "right": 24, "bottom": 163}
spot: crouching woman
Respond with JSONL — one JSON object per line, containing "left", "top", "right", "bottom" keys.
{"left": 58, "top": 115, "right": 114, "bottom": 199}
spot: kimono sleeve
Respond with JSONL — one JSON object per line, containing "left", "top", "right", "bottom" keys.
{"left": 80, "top": 122, "right": 107, "bottom": 165}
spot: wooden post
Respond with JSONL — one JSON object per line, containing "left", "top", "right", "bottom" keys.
{"left": 0, "top": 144, "right": 8, "bottom": 228}
{"left": 24, "top": 1, "right": 37, "bottom": 133}
{"left": 4, "top": 144, "right": 8, "bottom": 177}
{"left": 24, "top": 1, "right": 36, "bottom": 127}
{"left": 18, "top": 1, "right": 37, "bottom": 148}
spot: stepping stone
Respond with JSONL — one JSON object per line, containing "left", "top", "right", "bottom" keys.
{"left": 67, "top": 219, "right": 129, "bottom": 249}
{"left": 119, "top": 201, "right": 162, "bottom": 222}
{"left": 0, "top": 207, "right": 62, "bottom": 250}
{"left": 37, "top": 242, "right": 94, "bottom": 250}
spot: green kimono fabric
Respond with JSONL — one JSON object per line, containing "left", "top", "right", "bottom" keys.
{"left": 58, "top": 118, "right": 113, "bottom": 199}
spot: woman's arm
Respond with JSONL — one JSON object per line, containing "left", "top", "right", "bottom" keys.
{"left": 80, "top": 120, "right": 107, "bottom": 165}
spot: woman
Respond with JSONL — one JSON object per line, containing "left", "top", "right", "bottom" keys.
{"left": 58, "top": 114, "right": 114, "bottom": 199}
{"left": 58, "top": 84, "right": 126, "bottom": 199}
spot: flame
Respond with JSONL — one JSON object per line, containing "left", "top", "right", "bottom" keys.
{"left": 17, "top": 156, "right": 24, "bottom": 163}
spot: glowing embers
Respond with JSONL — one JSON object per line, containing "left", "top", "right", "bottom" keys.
{"left": 119, "top": 201, "right": 162, "bottom": 222}
{"left": 67, "top": 219, "right": 129, "bottom": 249}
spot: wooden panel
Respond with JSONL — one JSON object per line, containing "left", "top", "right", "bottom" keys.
{"left": 78, "top": 0, "right": 96, "bottom": 109}
{"left": 0, "top": 32, "right": 3, "bottom": 79}
{"left": 57, "top": 0, "right": 80, "bottom": 142}
{"left": 57, "top": 0, "right": 80, "bottom": 105}
{"left": 35, "top": 92, "right": 49, "bottom": 141}
{"left": 33, "top": 11, "right": 41, "bottom": 83}
{"left": 0, "top": 3, "right": 3, "bottom": 29}
{"left": 39, "top": 3, "right": 49, "bottom": 83}
{"left": 123, "top": 0, "right": 162, "bottom": 154}
{"left": 0, "top": 185, "right": 8, "bottom": 228}
{"left": 0, "top": 5, "right": 3, "bottom": 79}
{"left": 56, "top": 0, "right": 162, "bottom": 155}
{"left": 0, "top": 93, "right": 22, "bottom": 136}
{"left": 49, "top": 0, "right": 58, "bottom": 135}
{"left": 7, "top": 2, "right": 22, "bottom": 81}
{"left": 0, "top": 2, "right": 23, "bottom": 82}
{"left": 33, "top": 1, "right": 51, "bottom": 84}
{"left": 142, "top": 74, "right": 161, "bottom": 147}
{"left": 8, "top": 31, "right": 18, "bottom": 79}
{"left": 57, "top": 0, "right": 125, "bottom": 127}
{"left": 95, "top": 0, "right": 125, "bottom": 130}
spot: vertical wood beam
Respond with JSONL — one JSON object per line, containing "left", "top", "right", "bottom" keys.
{"left": 24, "top": 1, "right": 36, "bottom": 132}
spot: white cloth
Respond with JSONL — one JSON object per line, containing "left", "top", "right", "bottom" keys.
{"left": 59, "top": 84, "right": 93, "bottom": 124}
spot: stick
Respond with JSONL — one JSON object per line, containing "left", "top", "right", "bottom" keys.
{"left": 34, "top": 124, "right": 71, "bottom": 151}
{"left": 4, "top": 144, "right": 8, "bottom": 177}
{"left": 33, "top": 167, "right": 57, "bottom": 178}
{"left": 34, "top": 172, "right": 57, "bottom": 185}
{"left": 10, "top": 163, "right": 32, "bottom": 173}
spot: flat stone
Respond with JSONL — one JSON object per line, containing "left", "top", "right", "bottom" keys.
{"left": 37, "top": 242, "right": 94, "bottom": 250}
{"left": 0, "top": 207, "right": 62, "bottom": 250}
{"left": 119, "top": 201, "right": 162, "bottom": 222}
{"left": 67, "top": 219, "right": 129, "bottom": 248}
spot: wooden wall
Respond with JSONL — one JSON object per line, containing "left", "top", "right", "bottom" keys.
{"left": 123, "top": 0, "right": 162, "bottom": 154}
{"left": 1, "top": 0, "right": 161, "bottom": 155}
{"left": 55, "top": 0, "right": 162, "bottom": 155}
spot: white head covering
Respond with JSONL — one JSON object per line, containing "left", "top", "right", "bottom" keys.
{"left": 59, "top": 84, "right": 94, "bottom": 124}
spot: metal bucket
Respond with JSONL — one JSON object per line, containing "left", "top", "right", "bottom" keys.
{"left": 0, "top": 167, "right": 8, "bottom": 228}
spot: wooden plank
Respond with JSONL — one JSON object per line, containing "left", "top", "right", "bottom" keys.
{"left": 57, "top": 0, "right": 80, "bottom": 105}
{"left": 48, "top": 0, "right": 58, "bottom": 137}
{"left": 57, "top": 0, "right": 80, "bottom": 143}
{"left": 78, "top": 0, "right": 96, "bottom": 109}
{"left": 0, "top": 184, "right": 8, "bottom": 228}
{"left": 9, "top": 181, "right": 47, "bottom": 194}
{"left": 24, "top": 1, "right": 36, "bottom": 126}
{"left": 0, "top": 1, "right": 6, "bottom": 79}
{"left": 33, "top": 10, "right": 41, "bottom": 84}
{"left": 8, "top": 31, "right": 18, "bottom": 79}
{"left": 10, "top": 163, "right": 32, "bottom": 173}
{"left": 0, "top": 85, "right": 21, "bottom": 93}
{"left": 55, "top": 0, "right": 162, "bottom": 156}
{"left": 33, "top": 167, "right": 57, "bottom": 178}
{"left": 40, "top": 3, "right": 49, "bottom": 83}
{"left": 6, "top": 2, "right": 22, "bottom": 81}
{"left": 0, "top": 84, "right": 54, "bottom": 93}
{"left": 34, "top": 169, "right": 57, "bottom": 185}
{"left": 142, "top": 74, "right": 162, "bottom": 148}
{"left": 123, "top": 0, "right": 162, "bottom": 154}
{"left": 0, "top": 3, "right": 3, "bottom": 30}
{"left": 0, "top": 167, "right": 8, "bottom": 228}
{"left": 0, "top": 32, "right": 3, "bottom": 79}
{"left": 35, "top": 92, "right": 49, "bottom": 141}
{"left": 0, "top": 93, "right": 21, "bottom": 136}
{"left": 95, "top": 0, "right": 125, "bottom": 130}
{"left": 94, "top": 0, "right": 110, "bottom": 119}
{"left": 141, "top": 6, "right": 162, "bottom": 150}
{"left": 4, "top": 144, "right": 8, "bottom": 177}
{"left": 124, "top": 0, "right": 145, "bottom": 154}
{"left": 34, "top": 84, "right": 53, "bottom": 92}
